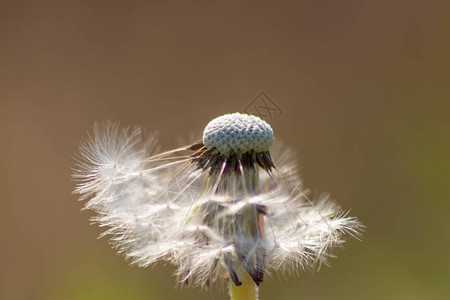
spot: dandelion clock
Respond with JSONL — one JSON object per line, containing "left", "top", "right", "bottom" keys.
{"left": 73, "top": 113, "right": 363, "bottom": 300}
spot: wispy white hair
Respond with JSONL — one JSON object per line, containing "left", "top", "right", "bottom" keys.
{"left": 73, "top": 120, "right": 362, "bottom": 288}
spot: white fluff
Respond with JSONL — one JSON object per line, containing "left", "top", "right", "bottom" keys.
{"left": 72, "top": 116, "right": 362, "bottom": 288}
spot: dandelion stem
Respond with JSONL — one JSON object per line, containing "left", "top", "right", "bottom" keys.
{"left": 229, "top": 273, "right": 258, "bottom": 300}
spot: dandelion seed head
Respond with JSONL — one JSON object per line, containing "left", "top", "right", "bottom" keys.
{"left": 203, "top": 113, "right": 274, "bottom": 155}
{"left": 72, "top": 113, "right": 363, "bottom": 290}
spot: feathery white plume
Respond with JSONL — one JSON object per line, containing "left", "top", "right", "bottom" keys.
{"left": 73, "top": 113, "right": 363, "bottom": 291}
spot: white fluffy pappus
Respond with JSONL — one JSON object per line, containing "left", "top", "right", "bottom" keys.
{"left": 72, "top": 113, "right": 363, "bottom": 290}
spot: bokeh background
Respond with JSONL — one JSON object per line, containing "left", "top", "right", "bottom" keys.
{"left": 1, "top": 1, "right": 449, "bottom": 299}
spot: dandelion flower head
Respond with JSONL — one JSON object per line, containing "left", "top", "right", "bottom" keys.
{"left": 73, "top": 112, "right": 362, "bottom": 289}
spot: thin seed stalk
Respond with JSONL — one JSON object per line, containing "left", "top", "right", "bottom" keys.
{"left": 200, "top": 155, "right": 263, "bottom": 300}
{"left": 228, "top": 165, "right": 261, "bottom": 300}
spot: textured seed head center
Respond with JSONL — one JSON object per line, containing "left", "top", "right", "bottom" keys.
{"left": 202, "top": 113, "right": 274, "bottom": 155}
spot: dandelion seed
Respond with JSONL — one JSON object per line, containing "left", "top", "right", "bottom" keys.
{"left": 73, "top": 113, "right": 363, "bottom": 300}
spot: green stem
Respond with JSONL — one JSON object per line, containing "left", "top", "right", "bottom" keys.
{"left": 229, "top": 273, "right": 258, "bottom": 300}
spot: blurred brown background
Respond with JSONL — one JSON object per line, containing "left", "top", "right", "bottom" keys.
{"left": 1, "top": 1, "right": 449, "bottom": 299}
